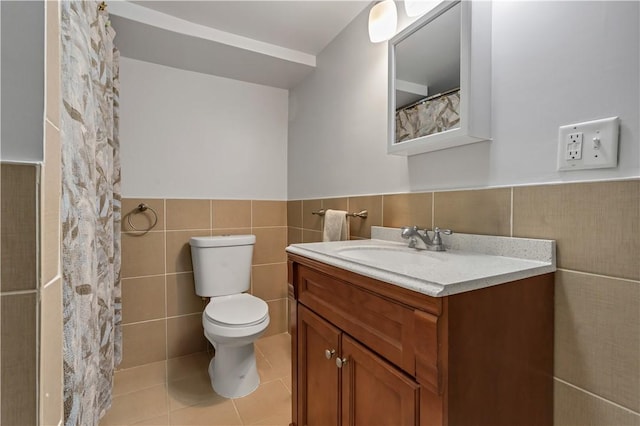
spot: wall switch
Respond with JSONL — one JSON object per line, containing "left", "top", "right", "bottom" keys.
{"left": 557, "top": 117, "right": 619, "bottom": 171}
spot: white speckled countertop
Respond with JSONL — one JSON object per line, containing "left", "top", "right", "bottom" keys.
{"left": 286, "top": 227, "right": 556, "bottom": 297}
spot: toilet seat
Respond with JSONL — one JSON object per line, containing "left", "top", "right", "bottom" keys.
{"left": 205, "top": 294, "right": 269, "bottom": 328}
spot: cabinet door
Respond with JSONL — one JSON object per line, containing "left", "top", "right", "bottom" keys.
{"left": 341, "top": 335, "right": 420, "bottom": 426}
{"left": 298, "top": 306, "right": 341, "bottom": 426}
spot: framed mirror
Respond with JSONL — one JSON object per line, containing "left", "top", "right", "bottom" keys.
{"left": 388, "top": 0, "right": 492, "bottom": 156}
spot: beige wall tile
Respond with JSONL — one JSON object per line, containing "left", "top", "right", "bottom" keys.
{"left": 1, "top": 293, "right": 37, "bottom": 425}
{"left": 122, "top": 198, "right": 165, "bottom": 232}
{"left": 122, "top": 276, "right": 166, "bottom": 324}
{"left": 167, "top": 314, "right": 207, "bottom": 359}
{"left": 121, "top": 320, "right": 167, "bottom": 369}
{"left": 45, "top": 0, "right": 60, "bottom": 127}
{"left": 166, "top": 273, "right": 205, "bottom": 317}
{"left": 212, "top": 200, "right": 251, "bottom": 229}
{"left": 253, "top": 200, "right": 287, "bottom": 227}
{"left": 555, "top": 270, "right": 639, "bottom": 411}
{"left": 383, "top": 192, "right": 432, "bottom": 229}
{"left": 253, "top": 227, "right": 287, "bottom": 265}
{"left": 166, "top": 230, "right": 209, "bottom": 274}
{"left": 1, "top": 164, "right": 38, "bottom": 292}
{"left": 100, "top": 384, "right": 168, "bottom": 426}
{"left": 121, "top": 231, "right": 165, "bottom": 278}
{"left": 40, "top": 278, "right": 63, "bottom": 426}
{"left": 166, "top": 199, "right": 210, "bottom": 230}
{"left": 42, "top": 122, "right": 61, "bottom": 284}
{"left": 348, "top": 195, "right": 383, "bottom": 239}
{"left": 287, "top": 201, "right": 302, "bottom": 228}
{"left": 513, "top": 180, "right": 640, "bottom": 280}
{"left": 302, "top": 229, "right": 322, "bottom": 243}
{"left": 287, "top": 227, "right": 303, "bottom": 245}
{"left": 252, "top": 263, "right": 288, "bottom": 301}
{"left": 302, "top": 199, "right": 323, "bottom": 231}
{"left": 113, "top": 360, "right": 166, "bottom": 396}
{"left": 265, "top": 299, "right": 288, "bottom": 337}
{"left": 434, "top": 188, "right": 511, "bottom": 236}
{"left": 322, "top": 197, "right": 348, "bottom": 212}
{"left": 554, "top": 379, "right": 640, "bottom": 426}
{"left": 211, "top": 227, "right": 252, "bottom": 237}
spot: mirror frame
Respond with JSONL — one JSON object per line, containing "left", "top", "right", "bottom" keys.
{"left": 388, "top": 0, "right": 492, "bottom": 156}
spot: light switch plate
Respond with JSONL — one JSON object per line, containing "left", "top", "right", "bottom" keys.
{"left": 557, "top": 117, "right": 619, "bottom": 171}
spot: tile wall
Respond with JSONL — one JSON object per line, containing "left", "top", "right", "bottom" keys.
{"left": 288, "top": 179, "right": 640, "bottom": 424}
{"left": 0, "top": 4, "right": 62, "bottom": 424}
{"left": 0, "top": 164, "right": 39, "bottom": 425}
{"left": 119, "top": 199, "right": 288, "bottom": 370}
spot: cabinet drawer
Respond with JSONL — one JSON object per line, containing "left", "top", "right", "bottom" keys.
{"left": 296, "top": 264, "right": 417, "bottom": 374}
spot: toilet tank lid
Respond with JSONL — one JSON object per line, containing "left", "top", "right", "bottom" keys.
{"left": 189, "top": 235, "right": 256, "bottom": 248}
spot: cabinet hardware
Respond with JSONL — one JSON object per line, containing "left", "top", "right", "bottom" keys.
{"left": 336, "top": 357, "right": 348, "bottom": 368}
{"left": 325, "top": 349, "right": 336, "bottom": 359}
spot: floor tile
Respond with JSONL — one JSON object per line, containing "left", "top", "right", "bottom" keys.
{"left": 100, "top": 384, "right": 168, "bottom": 426}
{"left": 113, "top": 360, "right": 166, "bottom": 397}
{"left": 170, "top": 400, "right": 242, "bottom": 425}
{"left": 168, "top": 371, "right": 219, "bottom": 411}
{"left": 232, "top": 380, "right": 291, "bottom": 425}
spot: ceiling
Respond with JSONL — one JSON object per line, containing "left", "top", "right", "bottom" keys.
{"left": 109, "top": 1, "right": 371, "bottom": 89}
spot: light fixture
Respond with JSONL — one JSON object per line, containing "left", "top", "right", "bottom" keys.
{"left": 368, "top": 0, "right": 398, "bottom": 43}
{"left": 404, "top": 0, "right": 438, "bottom": 18}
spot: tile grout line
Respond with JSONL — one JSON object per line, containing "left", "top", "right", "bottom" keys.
{"left": 510, "top": 187, "right": 514, "bottom": 237}
{"left": 162, "top": 199, "right": 170, "bottom": 422}
{"left": 555, "top": 267, "right": 640, "bottom": 283}
{"left": 554, "top": 377, "right": 640, "bottom": 416}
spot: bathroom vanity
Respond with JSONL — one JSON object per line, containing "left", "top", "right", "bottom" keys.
{"left": 286, "top": 228, "right": 555, "bottom": 426}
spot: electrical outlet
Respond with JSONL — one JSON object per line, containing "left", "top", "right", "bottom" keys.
{"left": 557, "top": 117, "right": 619, "bottom": 171}
{"left": 566, "top": 132, "right": 583, "bottom": 160}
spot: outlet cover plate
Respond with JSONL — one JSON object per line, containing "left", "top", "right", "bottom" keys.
{"left": 557, "top": 117, "right": 619, "bottom": 171}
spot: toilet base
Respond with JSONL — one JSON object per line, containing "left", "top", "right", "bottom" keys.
{"left": 208, "top": 342, "right": 260, "bottom": 398}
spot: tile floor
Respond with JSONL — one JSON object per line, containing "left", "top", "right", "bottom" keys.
{"left": 100, "top": 333, "right": 292, "bottom": 426}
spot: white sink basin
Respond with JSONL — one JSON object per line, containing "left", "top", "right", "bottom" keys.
{"left": 335, "top": 245, "right": 443, "bottom": 267}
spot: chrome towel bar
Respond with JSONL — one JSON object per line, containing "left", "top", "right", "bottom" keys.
{"left": 312, "top": 209, "right": 368, "bottom": 219}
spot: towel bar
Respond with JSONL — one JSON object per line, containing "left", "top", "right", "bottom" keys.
{"left": 312, "top": 209, "right": 368, "bottom": 219}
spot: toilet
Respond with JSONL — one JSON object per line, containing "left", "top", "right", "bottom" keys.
{"left": 189, "top": 234, "right": 270, "bottom": 398}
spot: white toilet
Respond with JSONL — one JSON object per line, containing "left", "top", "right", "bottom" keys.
{"left": 189, "top": 234, "right": 270, "bottom": 398}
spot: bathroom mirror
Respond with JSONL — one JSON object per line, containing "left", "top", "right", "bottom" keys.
{"left": 388, "top": 0, "right": 492, "bottom": 156}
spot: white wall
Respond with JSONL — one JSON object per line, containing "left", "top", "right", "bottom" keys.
{"left": 288, "top": 1, "right": 639, "bottom": 199}
{"left": 119, "top": 57, "right": 289, "bottom": 199}
{"left": 1, "top": 1, "right": 44, "bottom": 161}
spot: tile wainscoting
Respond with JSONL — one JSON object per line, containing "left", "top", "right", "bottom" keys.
{"left": 288, "top": 179, "right": 640, "bottom": 424}
{"left": 119, "top": 199, "right": 289, "bottom": 370}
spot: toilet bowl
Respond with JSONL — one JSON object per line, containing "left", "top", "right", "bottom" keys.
{"left": 189, "top": 235, "right": 271, "bottom": 399}
{"left": 202, "top": 293, "right": 270, "bottom": 398}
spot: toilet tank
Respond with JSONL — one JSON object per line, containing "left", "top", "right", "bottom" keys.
{"left": 189, "top": 235, "right": 256, "bottom": 297}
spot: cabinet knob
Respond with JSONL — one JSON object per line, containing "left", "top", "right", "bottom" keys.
{"left": 324, "top": 349, "right": 336, "bottom": 360}
{"left": 336, "top": 357, "right": 348, "bottom": 368}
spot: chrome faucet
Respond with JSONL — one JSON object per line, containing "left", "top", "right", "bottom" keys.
{"left": 400, "top": 226, "right": 453, "bottom": 251}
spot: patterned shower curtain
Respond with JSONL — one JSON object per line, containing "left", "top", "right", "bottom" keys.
{"left": 60, "top": 1, "right": 122, "bottom": 425}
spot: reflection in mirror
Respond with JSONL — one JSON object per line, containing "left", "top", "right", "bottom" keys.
{"left": 388, "top": 0, "right": 492, "bottom": 156}
{"left": 395, "top": 2, "right": 461, "bottom": 143}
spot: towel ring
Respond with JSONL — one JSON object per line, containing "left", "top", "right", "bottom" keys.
{"left": 127, "top": 203, "right": 158, "bottom": 233}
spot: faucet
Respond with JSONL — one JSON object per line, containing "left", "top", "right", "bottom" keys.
{"left": 400, "top": 226, "right": 453, "bottom": 251}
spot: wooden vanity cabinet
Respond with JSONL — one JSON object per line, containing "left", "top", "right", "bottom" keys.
{"left": 288, "top": 253, "right": 554, "bottom": 426}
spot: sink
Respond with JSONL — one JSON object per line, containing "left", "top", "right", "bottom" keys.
{"left": 335, "top": 245, "right": 443, "bottom": 267}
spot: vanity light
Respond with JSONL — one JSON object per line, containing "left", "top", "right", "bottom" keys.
{"left": 369, "top": 0, "right": 398, "bottom": 43}
{"left": 404, "top": 0, "right": 439, "bottom": 17}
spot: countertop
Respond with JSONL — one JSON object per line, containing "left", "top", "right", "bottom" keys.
{"left": 286, "top": 227, "right": 556, "bottom": 297}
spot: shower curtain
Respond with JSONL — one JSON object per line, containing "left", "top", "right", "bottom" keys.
{"left": 60, "top": 1, "right": 121, "bottom": 425}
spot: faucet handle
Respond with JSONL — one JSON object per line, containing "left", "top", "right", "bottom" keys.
{"left": 432, "top": 227, "right": 453, "bottom": 245}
